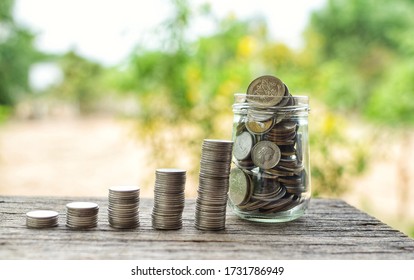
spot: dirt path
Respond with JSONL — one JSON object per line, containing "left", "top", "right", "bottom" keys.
{"left": 0, "top": 116, "right": 155, "bottom": 197}
{"left": 344, "top": 135, "right": 414, "bottom": 235}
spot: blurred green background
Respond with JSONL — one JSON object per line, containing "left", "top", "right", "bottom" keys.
{"left": 1, "top": 0, "right": 414, "bottom": 237}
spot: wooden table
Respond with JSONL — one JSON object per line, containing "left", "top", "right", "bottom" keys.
{"left": 1, "top": 196, "right": 413, "bottom": 259}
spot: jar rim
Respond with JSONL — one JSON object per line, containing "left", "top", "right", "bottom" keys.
{"left": 233, "top": 93, "right": 309, "bottom": 112}
{"left": 234, "top": 93, "right": 309, "bottom": 100}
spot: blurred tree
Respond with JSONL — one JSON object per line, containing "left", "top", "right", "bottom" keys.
{"left": 48, "top": 50, "right": 104, "bottom": 114}
{"left": 110, "top": 0, "right": 271, "bottom": 186}
{"left": 0, "top": 0, "right": 39, "bottom": 108}
{"left": 308, "top": 0, "right": 414, "bottom": 218}
{"left": 110, "top": 0, "right": 369, "bottom": 197}
{"left": 309, "top": 0, "right": 414, "bottom": 115}
{"left": 309, "top": 103, "right": 368, "bottom": 197}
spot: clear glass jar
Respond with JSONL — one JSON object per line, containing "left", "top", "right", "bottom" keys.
{"left": 228, "top": 94, "right": 311, "bottom": 222}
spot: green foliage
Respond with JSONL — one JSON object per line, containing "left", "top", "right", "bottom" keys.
{"left": 48, "top": 51, "right": 104, "bottom": 114}
{"left": 107, "top": 0, "right": 372, "bottom": 196}
{"left": 117, "top": 12, "right": 266, "bottom": 130}
{"left": 309, "top": 105, "right": 368, "bottom": 197}
{"left": 311, "top": 0, "right": 414, "bottom": 62}
{"left": 0, "top": 0, "right": 39, "bottom": 106}
{"left": 309, "top": 0, "right": 414, "bottom": 122}
{"left": 0, "top": 104, "right": 11, "bottom": 123}
{"left": 109, "top": 0, "right": 274, "bottom": 179}
{"left": 366, "top": 60, "right": 414, "bottom": 126}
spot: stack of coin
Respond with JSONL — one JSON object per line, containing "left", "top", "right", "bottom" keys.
{"left": 108, "top": 186, "right": 140, "bottom": 229}
{"left": 26, "top": 210, "right": 59, "bottom": 228}
{"left": 195, "top": 139, "right": 233, "bottom": 231}
{"left": 152, "top": 168, "right": 186, "bottom": 230}
{"left": 229, "top": 75, "right": 309, "bottom": 215}
{"left": 66, "top": 202, "right": 99, "bottom": 229}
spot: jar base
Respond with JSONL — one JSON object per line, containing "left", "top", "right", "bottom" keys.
{"left": 228, "top": 199, "right": 310, "bottom": 223}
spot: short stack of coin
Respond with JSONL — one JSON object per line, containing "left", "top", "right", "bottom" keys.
{"left": 152, "top": 169, "right": 186, "bottom": 230}
{"left": 66, "top": 202, "right": 99, "bottom": 229}
{"left": 108, "top": 186, "right": 140, "bottom": 229}
{"left": 26, "top": 210, "right": 59, "bottom": 228}
{"left": 195, "top": 139, "right": 233, "bottom": 231}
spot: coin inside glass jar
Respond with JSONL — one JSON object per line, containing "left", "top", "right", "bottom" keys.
{"left": 233, "top": 131, "right": 253, "bottom": 160}
{"left": 251, "top": 140, "right": 281, "bottom": 170}
{"left": 230, "top": 75, "right": 310, "bottom": 223}
{"left": 245, "top": 117, "right": 274, "bottom": 135}
{"left": 229, "top": 167, "right": 251, "bottom": 206}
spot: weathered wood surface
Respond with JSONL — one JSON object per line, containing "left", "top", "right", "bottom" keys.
{"left": 1, "top": 196, "right": 413, "bottom": 259}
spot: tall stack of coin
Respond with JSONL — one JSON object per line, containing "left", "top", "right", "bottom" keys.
{"left": 229, "top": 75, "right": 310, "bottom": 219}
{"left": 152, "top": 169, "right": 186, "bottom": 230}
{"left": 108, "top": 186, "right": 140, "bottom": 229}
{"left": 66, "top": 202, "right": 99, "bottom": 229}
{"left": 26, "top": 210, "right": 59, "bottom": 228}
{"left": 195, "top": 139, "right": 234, "bottom": 231}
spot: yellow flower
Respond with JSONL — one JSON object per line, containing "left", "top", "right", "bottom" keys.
{"left": 237, "top": 36, "right": 256, "bottom": 58}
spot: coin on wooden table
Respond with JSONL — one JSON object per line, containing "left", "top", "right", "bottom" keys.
{"left": 152, "top": 168, "right": 186, "bottom": 230}
{"left": 195, "top": 139, "right": 233, "bottom": 231}
{"left": 108, "top": 185, "right": 140, "bottom": 229}
{"left": 109, "top": 185, "right": 140, "bottom": 197}
{"left": 251, "top": 141, "right": 281, "bottom": 169}
{"left": 246, "top": 75, "right": 286, "bottom": 107}
{"left": 26, "top": 210, "right": 59, "bottom": 228}
{"left": 66, "top": 202, "right": 99, "bottom": 216}
{"left": 66, "top": 202, "right": 99, "bottom": 229}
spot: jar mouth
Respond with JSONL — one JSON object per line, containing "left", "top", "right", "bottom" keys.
{"left": 233, "top": 93, "right": 310, "bottom": 113}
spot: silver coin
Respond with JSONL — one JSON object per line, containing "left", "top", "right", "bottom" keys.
{"left": 233, "top": 131, "right": 253, "bottom": 160}
{"left": 26, "top": 210, "right": 58, "bottom": 219}
{"left": 109, "top": 215, "right": 139, "bottom": 222}
{"left": 109, "top": 222, "right": 140, "bottom": 229}
{"left": 66, "top": 202, "right": 99, "bottom": 210}
{"left": 156, "top": 168, "right": 186, "bottom": 174}
{"left": 229, "top": 168, "right": 250, "bottom": 206}
{"left": 66, "top": 222, "right": 97, "bottom": 229}
{"left": 251, "top": 141, "right": 281, "bottom": 169}
{"left": 195, "top": 138, "right": 233, "bottom": 231}
{"left": 246, "top": 75, "right": 286, "bottom": 107}
{"left": 109, "top": 185, "right": 140, "bottom": 193}
{"left": 26, "top": 210, "right": 59, "bottom": 228}
{"left": 259, "top": 195, "right": 294, "bottom": 213}
{"left": 265, "top": 167, "right": 294, "bottom": 177}
{"left": 108, "top": 187, "right": 140, "bottom": 229}
{"left": 66, "top": 209, "right": 99, "bottom": 216}
{"left": 108, "top": 204, "right": 139, "bottom": 210}
{"left": 152, "top": 168, "right": 186, "bottom": 230}
{"left": 203, "top": 139, "right": 234, "bottom": 146}
{"left": 275, "top": 85, "right": 292, "bottom": 107}
{"left": 252, "top": 186, "right": 286, "bottom": 202}
{"left": 245, "top": 117, "right": 274, "bottom": 135}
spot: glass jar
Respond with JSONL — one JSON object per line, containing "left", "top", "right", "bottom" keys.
{"left": 228, "top": 94, "right": 311, "bottom": 222}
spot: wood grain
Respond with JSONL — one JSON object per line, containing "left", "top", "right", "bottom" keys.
{"left": 1, "top": 196, "right": 413, "bottom": 259}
